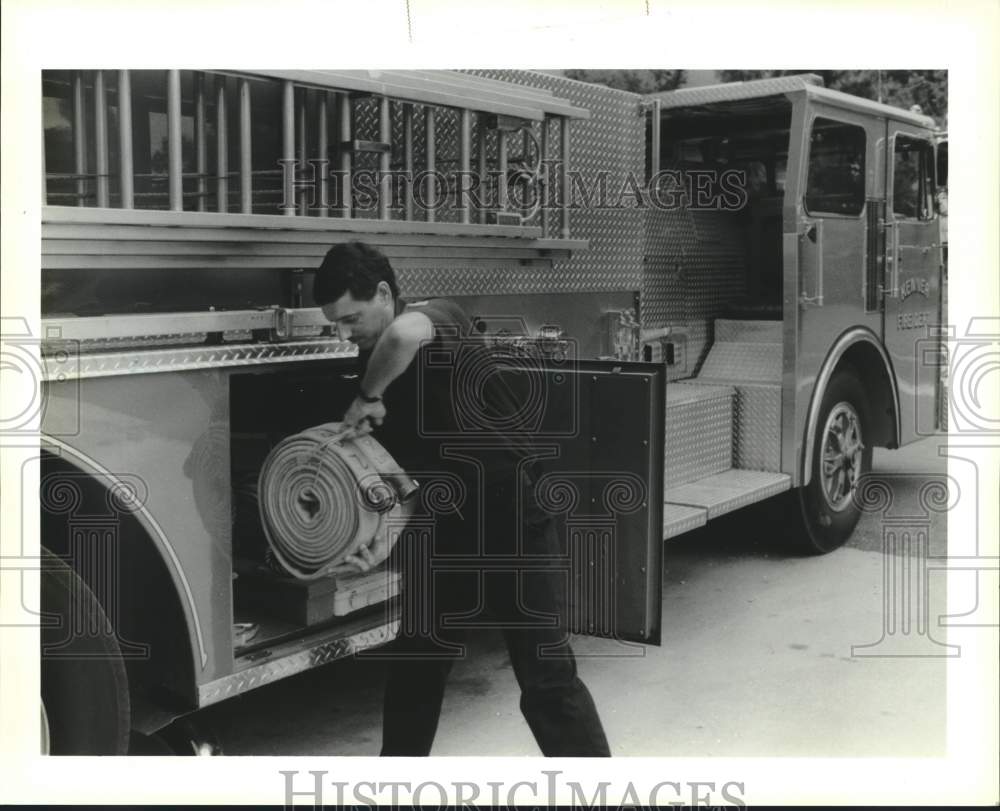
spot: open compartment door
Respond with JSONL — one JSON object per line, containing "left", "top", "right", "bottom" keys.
{"left": 498, "top": 358, "right": 666, "bottom": 646}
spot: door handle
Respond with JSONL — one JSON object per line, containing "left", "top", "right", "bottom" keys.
{"left": 799, "top": 219, "right": 824, "bottom": 307}
{"left": 881, "top": 221, "right": 900, "bottom": 297}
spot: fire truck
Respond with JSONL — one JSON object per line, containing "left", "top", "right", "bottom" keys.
{"left": 34, "top": 70, "right": 946, "bottom": 754}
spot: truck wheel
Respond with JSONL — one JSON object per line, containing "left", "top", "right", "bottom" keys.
{"left": 787, "top": 368, "right": 873, "bottom": 554}
{"left": 40, "top": 549, "right": 130, "bottom": 755}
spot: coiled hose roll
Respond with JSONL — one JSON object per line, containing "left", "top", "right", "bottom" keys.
{"left": 257, "top": 422, "right": 418, "bottom": 580}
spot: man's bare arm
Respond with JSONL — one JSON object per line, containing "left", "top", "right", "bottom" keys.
{"left": 359, "top": 310, "right": 434, "bottom": 398}
{"left": 340, "top": 310, "right": 435, "bottom": 435}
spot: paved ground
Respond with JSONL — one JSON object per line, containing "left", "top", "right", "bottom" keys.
{"left": 201, "top": 434, "right": 949, "bottom": 757}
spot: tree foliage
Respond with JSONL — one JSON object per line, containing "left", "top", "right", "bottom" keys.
{"left": 717, "top": 70, "right": 948, "bottom": 125}
{"left": 563, "top": 69, "right": 687, "bottom": 94}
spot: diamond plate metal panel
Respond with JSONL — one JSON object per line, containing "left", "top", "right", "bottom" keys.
{"left": 641, "top": 160, "right": 694, "bottom": 332}
{"left": 664, "top": 469, "right": 791, "bottom": 520}
{"left": 470, "top": 71, "right": 645, "bottom": 293}
{"left": 715, "top": 318, "right": 783, "bottom": 343}
{"left": 697, "top": 339, "right": 782, "bottom": 384}
{"left": 683, "top": 250, "right": 747, "bottom": 373}
{"left": 668, "top": 381, "right": 734, "bottom": 406}
{"left": 642, "top": 265, "right": 687, "bottom": 333}
{"left": 353, "top": 95, "right": 380, "bottom": 140}
{"left": 386, "top": 100, "right": 408, "bottom": 222}
{"left": 645, "top": 201, "right": 699, "bottom": 257}
{"left": 43, "top": 339, "right": 358, "bottom": 381}
{"left": 322, "top": 71, "right": 649, "bottom": 296}
{"left": 390, "top": 99, "right": 405, "bottom": 167}
{"left": 402, "top": 103, "right": 514, "bottom": 226}
{"left": 400, "top": 262, "right": 633, "bottom": 299}
{"left": 387, "top": 99, "right": 501, "bottom": 225}
{"left": 405, "top": 103, "right": 425, "bottom": 169}
{"left": 198, "top": 619, "right": 399, "bottom": 706}
{"left": 396, "top": 263, "right": 560, "bottom": 298}
{"left": 640, "top": 139, "right": 751, "bottom": 351}
{"left": 663, "top": 503, "right": 706, "bottom": 540}
{"left": 665, "top": 384, "right": 733, "bottom": 489}
{"left": 731, "top": 383, "right": 782, "bottom": 472}
{"left": 513, "top": 119, "right": 545, "bottom": 229}
{"left": 541, "top": 116, "right": 562, "bottom": 239}
{"left": 434, "top": 106, "right": 461, "bottom": 166}
{"left": 408, "top": 104, "right": 431, "bottom": 223}
{"left": 640, "top": 255, "right": 685, "bottom": 331}
{"left": 350, "top": 96, "right": 381, "bottom": 221}
{"left": 431, "top": 107, "right": 462, "bottom": 224}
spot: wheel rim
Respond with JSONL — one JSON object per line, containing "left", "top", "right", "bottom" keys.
{"left": 820, "top": 401, "right": 864, "bottom": 512}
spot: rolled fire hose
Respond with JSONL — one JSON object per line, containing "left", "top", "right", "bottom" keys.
{"left": 257, "top": 422, "right": 418, "bottom": 580}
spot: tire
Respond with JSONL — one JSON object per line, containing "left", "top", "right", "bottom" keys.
{"left": 40, "top": 549, "right": 130, "bottom": 755}
{"left": 783, "top": 368, "right": 874, "bottom": 554}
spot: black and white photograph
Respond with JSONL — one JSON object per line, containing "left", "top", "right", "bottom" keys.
{"left": 1, "top": 1, "right": 997, "bottom": 808}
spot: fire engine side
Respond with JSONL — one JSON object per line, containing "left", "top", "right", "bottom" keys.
{"left": 37, "top": 70, "right": 944, "bottom": 754}
{"left": 39, "top": 69, "right": 613, "bottom": 754}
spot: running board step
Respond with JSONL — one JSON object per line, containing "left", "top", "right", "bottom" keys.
{"left": 663, "top": 469, "right": 792, "bottom": 539}
{"left": 663, "top": 503, "right": 708, "bottom": 540}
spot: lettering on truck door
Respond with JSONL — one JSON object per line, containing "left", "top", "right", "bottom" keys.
{"left": 882, "top": 124, "right": 942, "bottom": 441}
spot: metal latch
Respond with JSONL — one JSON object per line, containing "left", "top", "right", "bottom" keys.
{"left": 251, "top": 306, "right": 298, "bottom": 342}
{"left": 880, "top": 221, "right": 901, "bottom": 298}
{"left": 265, "top": 306, "right": 334, "bottom": 342}
{"left": 799, "top": 219, "right": 825, "bottom": 307}
{"left": 270, "top": 306, "right": 294, "bottom": 341}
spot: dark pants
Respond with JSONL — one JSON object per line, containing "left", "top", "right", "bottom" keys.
{"left": 379, "top": 472, "right": 610, "bottom": 757}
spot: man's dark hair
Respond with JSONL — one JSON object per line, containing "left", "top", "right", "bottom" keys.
{"left": 313, "top": 241, "right": 400, "bottom": 305}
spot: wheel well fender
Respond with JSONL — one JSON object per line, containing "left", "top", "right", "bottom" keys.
{"left": 802, "top": 328, "right": 899, "bottom": 487}
{"left": 39, "top": 444, "right": 203, "bottom": 712}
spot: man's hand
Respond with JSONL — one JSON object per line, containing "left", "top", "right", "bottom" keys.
{"left": 341, "top": 396, "right": 386, "bottom": 437}
{"left": 334, "top": 521, "right": 392, "bottom": 574}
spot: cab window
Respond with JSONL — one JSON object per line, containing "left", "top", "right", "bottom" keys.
{"left": 804, "top": 118, "right": 866, "bottom": 216}
{"left": 893, "top": 135, "right": 935, "bottom": 220}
